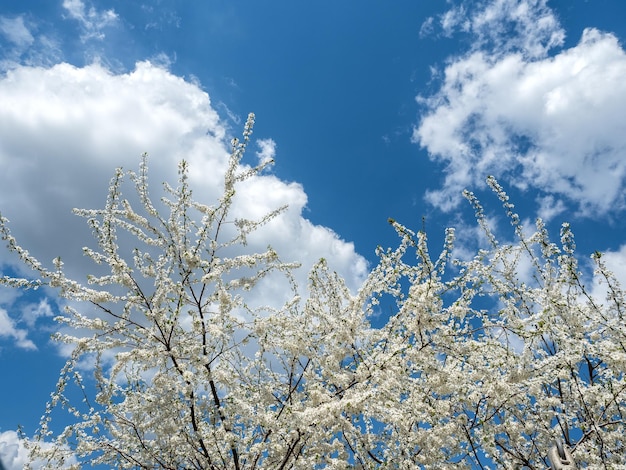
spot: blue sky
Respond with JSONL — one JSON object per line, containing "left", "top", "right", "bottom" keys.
{"left": 1, "top": 0, "right": 626, "bottom": 467}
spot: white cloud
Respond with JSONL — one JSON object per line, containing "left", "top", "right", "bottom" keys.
{"left": 414, "top": 28, "right": 626, "bottom": 216}
{"left": 62, "top": 0, "right": 118, "bottom": 41}
{"left": 589, "top": 244, "right": 626, "bottom": 312}
{"left": 0, "top": 430, "right": 77, "bottom": 469}
{"left": 0, "top": 308, "right": 36, "bottom": 350}
{"left": 0, "top": 431, "right": 30, "bottom": 470}
{"left": 21, "top": 299, "right": 54, "bottom": 328}
{"left": 255, "top": 138, "right": 276, "bottom": 166}
{"left": 536, "top": 194, "right": 566, "bottom": 222}
{"left": 0, "top": 15, "right": 62, "bottom": 71}
{"left": 597, "top": 245, "right": 626, "bottom": 289}
{"left": 419, "top": 16, "right": 435, "bottom": 38}
{"left": 140, "top": 4, "right": 181, "bottom": 31}
{"left": 0, "top": 286, "right": 20, "bottom": 307}
{"left": 0, "top": 61, "right": 368, "bottom": 349}
{"left": 437, "top": 0, "right": 564, "bottom": 59}
{"left": 0, "top": 16, "right": 34, "bottom": 48}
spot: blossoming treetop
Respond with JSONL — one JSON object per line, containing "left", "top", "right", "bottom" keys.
{"left": 1, "top": 115, "right": 624, "bottom": 468}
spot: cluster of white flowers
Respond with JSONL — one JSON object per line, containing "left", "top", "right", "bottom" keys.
{"left": 1, "top": 115, "right": 624, "bottom": 468}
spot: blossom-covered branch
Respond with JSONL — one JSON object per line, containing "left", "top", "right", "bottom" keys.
{"left": 0, "top": 116, "right": 624, "bottom": 468}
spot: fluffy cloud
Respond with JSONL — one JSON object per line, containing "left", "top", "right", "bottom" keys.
{"left": 0, "top": 61, "right": 368, "bottom": 350}
{"left": 414, "top": 28, "right": 626, "bottom": 216}
{"left": 0, "top": 431, "right": 30, "bottom": 470}
{"left": 0, "top": 430, "right": 77, "bottom": 469}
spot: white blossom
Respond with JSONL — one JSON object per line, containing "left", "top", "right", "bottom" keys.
{"left": 0, "top": 116, "right": 624, "bottom": 467}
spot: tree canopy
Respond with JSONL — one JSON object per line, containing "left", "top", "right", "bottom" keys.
{"left": 1, "top": 115, "right": 624, "bottom": 468}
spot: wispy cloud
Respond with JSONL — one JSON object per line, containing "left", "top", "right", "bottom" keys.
{"left": 21, "top": 299, "right": 54, "bottom": 328}
{"left": 0, "top": 16, "right": 34, "bottom": 48}
{"left": 140, "top": 4, "right": 181, "bottom": 31}
{"left": 0, "top": 308, "right": 36, "bottom": 350}
{"left": 62, "top": 0, "right": 118, "bottom": 41}
{"left": 429, "top": 0, "right": 564, "bottom": 58}
{"left": 0, "top": 15, "right": 62, "bottom": 71}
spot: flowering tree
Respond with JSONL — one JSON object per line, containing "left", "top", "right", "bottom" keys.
{"left": 1, "top": 114, "right": 625, "bottom": 468}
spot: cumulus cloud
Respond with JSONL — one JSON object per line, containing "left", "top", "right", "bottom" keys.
{"left": 62, "top": 0, "right": 118, "bottom": 41}
{"left": 0, "top": 61, "right": 368, "bottom": 349}
{"left": 414, "top": 27, "right": 626, "bottom": 217}
{"left": 0, "top": 430, "right": 77, "bottom": 469}
{"left": 0, "top": 431, "right": 30, "bottom": 470}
